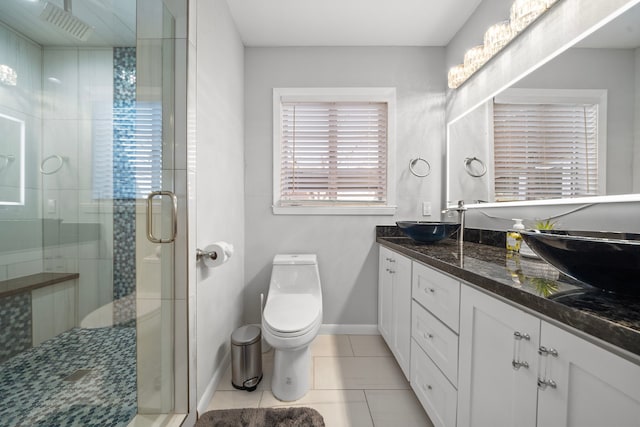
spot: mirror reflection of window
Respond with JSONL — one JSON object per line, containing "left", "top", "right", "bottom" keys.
{"left": 491, "top": 89, "right": 606, "bottom": 202}
{"left": 493, "top": 102, "right": 598, "bottom": 201}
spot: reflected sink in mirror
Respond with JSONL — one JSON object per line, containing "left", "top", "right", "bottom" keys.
{"left": 396, "top": 221, "right": 460, "bottom": 244}
{"left": 520, "top": 230, "right": 640, "bottom": 296}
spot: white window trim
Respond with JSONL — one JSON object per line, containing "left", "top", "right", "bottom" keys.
{"left": 493, "top": 88, "right": 608, "bottom": 199}
{"left": 272, "top": 87, "right": 397, "bottom": 215}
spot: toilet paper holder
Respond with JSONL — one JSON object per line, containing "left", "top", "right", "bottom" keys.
{"left": 196, "top": 248, "right": 218, "bottom": 262}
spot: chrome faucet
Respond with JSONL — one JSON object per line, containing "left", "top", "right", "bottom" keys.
{"left": 442, "top": 200, "right": 467, "bottom": 248}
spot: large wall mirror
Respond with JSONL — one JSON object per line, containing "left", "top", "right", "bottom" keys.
{"left": 447, "top": 1, "right": 640, "bottom": 208}
{"left": 0, "top": 109, "right": 25, "bottom": 205}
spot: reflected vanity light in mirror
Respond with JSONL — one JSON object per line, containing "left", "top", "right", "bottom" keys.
{"left": 0, "top": 64, "right": 17, "bottom": 86}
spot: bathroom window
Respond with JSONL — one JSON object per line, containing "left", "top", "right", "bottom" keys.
{"left": 273, "top": 88, "right": 396, "bottom": 215}
{"left": 92, "top": 102, "right": 163, "bottom": 199}
{"left": 492, "top": 89, "right": 606, "bottom": 202}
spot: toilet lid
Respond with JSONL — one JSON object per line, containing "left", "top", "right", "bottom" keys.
{"left": 263, "top": 294, "right": 321, "bottom": 333}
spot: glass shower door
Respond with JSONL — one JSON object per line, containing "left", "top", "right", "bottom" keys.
{"left": 134, "top": 0, "right": 190, "bottom": 424}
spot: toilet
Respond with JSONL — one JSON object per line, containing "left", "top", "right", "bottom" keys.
{"left": 261, "top": 254, "right": 323, "bottom": 401}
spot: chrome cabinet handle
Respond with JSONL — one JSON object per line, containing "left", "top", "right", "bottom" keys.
{"left": 146, "top": 191, "right": 178, "bottom": 243}
{"left": 537, "top": 345, "right": 559, "bottom": 390}
{"left": 512, "top": 331, "right": 531, "bottom": 370}
{"left": 512, "top": 360, "right": 530, "bottom": 369}
{"left": 537, "top": 377, "right": 557, "bottom": 390}
{"left": 538, "top": 346, "right": 558, "bottom": 357}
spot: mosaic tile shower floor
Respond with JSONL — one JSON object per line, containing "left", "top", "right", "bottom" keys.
{"left": 0, "top": 327, "right": 136, "bottom": 427}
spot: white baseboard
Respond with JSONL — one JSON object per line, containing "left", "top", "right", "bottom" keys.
{"left": 197, "top": 352, "right": 230, "bottom": 416}
{"left": 319, "top": 324, "right": 379, "bottom": 335}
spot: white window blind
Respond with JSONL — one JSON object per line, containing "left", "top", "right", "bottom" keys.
{"left": 493, "top": 102, "right": 598, "bottom": 202}
{"left": 278, "top": 101, "right": 388, "bottom": 206}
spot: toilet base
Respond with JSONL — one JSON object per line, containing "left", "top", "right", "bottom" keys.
{"left": 271, "top": 345, "right": 310, "bottom": 401}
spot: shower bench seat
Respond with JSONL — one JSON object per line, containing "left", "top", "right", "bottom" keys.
{"left": 0, "top": 272, "right": 79, "bottom": 299}
{"left": 0, "top": 272, "right": 80, "bottom": 364}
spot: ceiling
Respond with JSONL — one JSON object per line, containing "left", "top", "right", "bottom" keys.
{"left": 225, "top": 0, "right": 483, "bottom": 47}
{"left": 0, "top": 0, "right": 481, "bottom": 48}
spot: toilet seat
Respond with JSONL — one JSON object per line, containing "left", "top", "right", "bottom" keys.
{"left": 263, "top": 294, "right": 321, "bottom": 336}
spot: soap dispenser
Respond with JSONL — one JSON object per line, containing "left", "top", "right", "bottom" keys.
{"left": 506, "top": 219, "right": 524, "bottom": 252}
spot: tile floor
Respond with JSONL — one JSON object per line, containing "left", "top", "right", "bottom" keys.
{"left": 205, "top": 335, "right": 434, "bottom": 427}
{"left": 0, "top": 326, "right": 137, "bottom": 427}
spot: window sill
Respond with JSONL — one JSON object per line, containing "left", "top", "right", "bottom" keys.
{"left": 272, "top": 205, "right": 397, "bottom": 216}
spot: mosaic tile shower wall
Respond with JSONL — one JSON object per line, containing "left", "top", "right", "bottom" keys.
{"left": 0, "top": 293, "right": 31, "bottom": 364}
{"left": 112, "top": 47, "right": 137, "bottom": 326}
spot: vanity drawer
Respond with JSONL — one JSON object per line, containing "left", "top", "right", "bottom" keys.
{"left": 411, "top": 339, "right": 457, "bottom": 427}
{"left": 412, "top": 300, "right": 459, "bottom": 386}
{"left": 412, "top": 261, "right": 460, "bottom": 332}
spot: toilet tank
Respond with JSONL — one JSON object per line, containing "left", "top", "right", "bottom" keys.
{"left": 270, "top": 254, "right": 321, "bottom": 294}
{"left": 273, "top": 254, "right": 317, "bottom": 265}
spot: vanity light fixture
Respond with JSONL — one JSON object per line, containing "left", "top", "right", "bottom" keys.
{"left": 0, "top": 65, "right": 17, "bottom": 86}
{"left": 484, "top": 21, "right": 514, "bottom": 55}
{"left": 510, "top": 0, "right": 548, "bottom": 33}
{"left": 464, "top": 45, "right": 490, "bottom": 74}
{"left": 448, "top": 0, "right": 561, "bottom": 89}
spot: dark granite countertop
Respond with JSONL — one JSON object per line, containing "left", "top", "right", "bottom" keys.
{"left": 376, "top": 227, "right": 640, "bottom": 359}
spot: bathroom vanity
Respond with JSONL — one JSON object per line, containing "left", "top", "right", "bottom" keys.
{"left": 376, "top": 227, "right": 640, "bottom": 427}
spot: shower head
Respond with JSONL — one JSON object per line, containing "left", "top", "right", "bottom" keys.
{"left": 40, "top": 0, "right": 94, "bottom": 42}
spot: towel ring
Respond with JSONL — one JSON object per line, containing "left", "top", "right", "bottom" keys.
{"left": 409, "top": 157, "right": 431, "bottom": 178}
{"left": 40, "top": 154, "right": 65, "bottom": 175}
{"left": 0, "top": 154, "right": 15, "bottom": 171}
{"left": 464, "top": 156, "right": 486, "bottom": 177}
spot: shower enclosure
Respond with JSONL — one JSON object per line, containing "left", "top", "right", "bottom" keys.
{"left": 0, "top": 0, "right": 190, "bottom": 425}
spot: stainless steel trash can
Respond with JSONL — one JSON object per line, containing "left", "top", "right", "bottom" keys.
{"left": 231, "top": 325, "right": 263, "bottom": 391}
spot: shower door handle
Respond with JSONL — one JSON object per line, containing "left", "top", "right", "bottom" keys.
{"left": 146, "top": 191, "right": 178, "bottom": 243}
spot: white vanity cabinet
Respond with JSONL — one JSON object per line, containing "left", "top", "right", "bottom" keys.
{"left": 411, "top": 261, "right": 461, "bottom": 427}
{"left": 458, "top": 284, "right": 640, "bottom": 427}
{"left": 457, "top": 284, "right": 540, "bottom": 427}
{"left": 378, "top": 246, "right": 412, "bottom": 378}
{"left": 536, "top": 321, "right": 640, "bottom": 427}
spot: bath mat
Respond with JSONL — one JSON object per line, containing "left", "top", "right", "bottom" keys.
{"left": 196, "top": 407, "right": 325, "bottom": 427}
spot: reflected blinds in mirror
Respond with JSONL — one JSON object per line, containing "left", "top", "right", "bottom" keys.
{"left": 493, "top": 102, "right": 598, "bottom": 201}
{"left": 278, "top": 101, "right": 388, "bottom": 205}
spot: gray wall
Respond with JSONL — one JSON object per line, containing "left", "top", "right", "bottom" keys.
{"left": 195, "top": 0, "right": 246, "bottom": 409}
{"left": 244, "top": 47, "right": 446, "bottom": 326}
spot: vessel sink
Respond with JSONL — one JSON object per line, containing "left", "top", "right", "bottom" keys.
{"left": 520, "top": 230, "right": 640, "bottom": 295}
{"left": 396, "top": 221, "right": 460, "bottom": 244}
